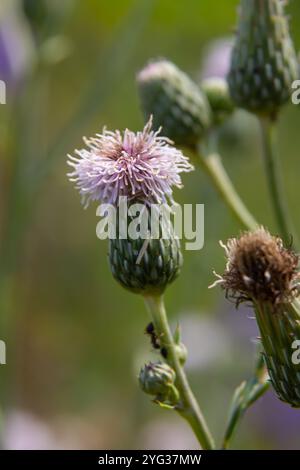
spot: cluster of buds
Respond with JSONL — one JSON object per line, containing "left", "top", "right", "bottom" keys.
{"left": 213, "top": 228, "right": 300, "bottom": 407}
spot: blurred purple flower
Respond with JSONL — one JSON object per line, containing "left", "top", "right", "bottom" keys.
{"left": 200, "top": 38, "right": 233, "bottom": 80}
{"left": 249, "top": 390, "right": 300, "bottom": 449}
{"left": 140, "top": 417, "right": 198, "bottom": 450}
{"left": 0, "top": 2, "right": 34, "bottom": 94}
{"left": 4, "top": 409, "right": 57, "bottom": 450}
{"left": 67, "top": 117, "right": 193, "bottom": 208}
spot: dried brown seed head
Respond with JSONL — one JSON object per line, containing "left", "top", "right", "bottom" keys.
{"left": 212, "top": 227, "right": 300, "bottom": 306}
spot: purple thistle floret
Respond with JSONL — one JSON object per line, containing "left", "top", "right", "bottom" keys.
{"left": 67, "top": 117, "right": 193, "bottom": 208}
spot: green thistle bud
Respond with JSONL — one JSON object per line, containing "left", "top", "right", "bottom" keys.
{"left": 214, "top": 227, "right": 300, "bottom": 407}
{"left": 202, "top": 77, "right": 235, "bottom": 125}
{"left": 255, "top": 300, "right": 300, "bottom": 407}
{"left": 137, "top": 59, "right": 211, "bottom": 148}
{"left": 174, "top": 342, "right": 188, "bottom": 365}
{"left": 228, "top": 0, "right": 298, "bottom": 118}
{"left": 139, "top": 361, "right": 179, "bottom": 405}
{"left": 108, "top": 205, "right": 183, "bottom": 296}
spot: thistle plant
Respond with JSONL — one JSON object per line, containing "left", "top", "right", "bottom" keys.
{"left": 66, "top": 0, "right": 300, "bottom": 451}
{"left": 67, "top": 118, "right": 215, "bottom": 449}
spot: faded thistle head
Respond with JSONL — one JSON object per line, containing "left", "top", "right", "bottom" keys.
{"left": 213, "top": 228, "right": 300, "bottom": 407}
{"left": 213, "top": 227, "right": 300, "bottom": 306}
{"left": 67, "top": 116, "right": 193, "bottom": 208}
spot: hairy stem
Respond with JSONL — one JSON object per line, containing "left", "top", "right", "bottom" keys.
{"left": 259, "top": 117, "right": 297, "bottom": 247}
{"left": 144, "top": 295, "right": 215, "bottom": 450}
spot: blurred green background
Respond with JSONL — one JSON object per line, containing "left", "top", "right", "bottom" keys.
{"left": 1, "top": 0, "right": 300, "bottom": 450}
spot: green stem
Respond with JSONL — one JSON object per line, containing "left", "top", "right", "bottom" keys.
{"left": 259, "top": 117, "right": 297, "bottom": 247}
{"left": 196, "top": 152, "right": 258, "bottom": 231}
{"left": 194, "top": 145, "right": 270, "bottom": 448}
{"left": 144, "top": 295, "right": 215, "bottom": 450}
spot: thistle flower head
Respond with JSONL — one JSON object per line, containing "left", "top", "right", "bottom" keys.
{"left": 213, "top": 227, "right": 300, "bottom": 306}
{"left": 67, "top": 117, "right": 193, "bottom": 208}
{"left": 109, "top": 204, "right": 183, "bottom": 295}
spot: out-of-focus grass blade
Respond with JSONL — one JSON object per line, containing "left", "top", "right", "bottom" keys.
{"left": 32, "top": 0, "right": 156, "bottom": 188}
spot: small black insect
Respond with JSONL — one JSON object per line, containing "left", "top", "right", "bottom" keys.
{"left": 145, "top": 322, "right": 160, "bottom": 350}
{"left": 160, "top": 347, "right": 168, "bottom": 359}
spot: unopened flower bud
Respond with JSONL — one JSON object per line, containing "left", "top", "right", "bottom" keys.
{"left": 139, "top": 362, "right": 179, "bottom": 405}
{"left": 137, "top": 59, "right": 211, "bottom": 148}
{"left": 228, "top": 0, "right": 298, "bottom": 118}
{"left": 109, "top": 204, "right": 183, "bottom": 296}
{"left": 202, "top": 77, "right": 235, "bottom": 125}
{"left": 175, "top": 342, "right": 188, "bottom": 365}
{"left": 213, "top": 227, "right": 300, "bottom": 407}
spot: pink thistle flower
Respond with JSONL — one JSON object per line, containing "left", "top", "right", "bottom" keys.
{"left": 67, "top": 117, "right": 193, "bottom": 208}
